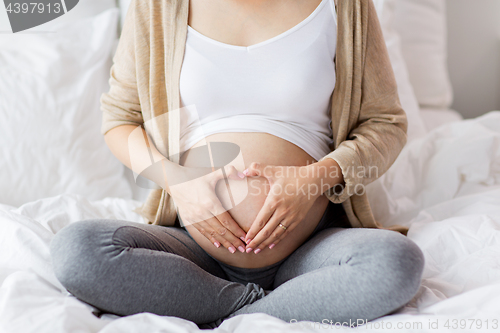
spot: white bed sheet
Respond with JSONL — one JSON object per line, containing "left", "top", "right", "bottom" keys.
{"left": 2, "top": 112, "right": 500, "bottom": 333}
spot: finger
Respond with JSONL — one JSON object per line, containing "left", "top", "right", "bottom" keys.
{"left": 209, "top": 200, "right": 247, "bottom": 252}
{"left": 191, "top": 220, "right": 224, "bottom": 249}
{"left": 176, "top": 204, "right": 215, "bottom": 226}
{"left": 224, "top": 165, "right": 246, "bottom": 181}
{"left": 245, "top": 195, "right": 279, "bottom": 244}
{"left": 211, "top": 199, "right": 247, "bottom": 241}
{"left": 211, "top": 165, "right": 244, "bottom": 185}
{"left": 202, "top": 216, "right": 242, "bottom": 253}
{"left": 256, "top": 219, "right": 289, "bottom": 251}
{"left": 243, "top": 162, "right": 265, "bottom": 178}
{"left": 262, "top": 219, "right": 297, "bottom": 250}
{"left": 246, "top": 211, "right": 284, "bottom": 252}
{"left": 214, "top": 209, "right": 247, "bottom": 243}
{"left": 268, "top": 218, "right": 300, "bottom": 249}
{"left": 194, "top": 218, "right": 241, "bottom": 253}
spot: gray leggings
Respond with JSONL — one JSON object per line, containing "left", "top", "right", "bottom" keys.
{"left": 49, "top": 202, "right": 425, "bottom": 328}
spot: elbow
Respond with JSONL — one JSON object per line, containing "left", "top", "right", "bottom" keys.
{"left": 102, "top": 124, "right": 133, "bottom": 152}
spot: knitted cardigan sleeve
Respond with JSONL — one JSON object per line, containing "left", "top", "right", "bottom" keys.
{"left": 318, "top": 0, "right": 408, "bottom": 204}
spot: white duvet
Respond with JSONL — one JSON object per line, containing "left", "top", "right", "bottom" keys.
{"left": 2, "top": 112, "right": 500, "bottom": 333}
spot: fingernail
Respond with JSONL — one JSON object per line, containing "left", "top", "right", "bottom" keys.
{"left": 246, "top": 247, "right": 253, "bottom": 253}
{"left": 240, "top": 236, "right": 246, "bottom": 241}
{"left": 269, "top": 243, "right": 275, "bottom": 249}
{"left": 243, "top": 169, "right": 249, "bottom": 175}
{"left": 238, "top": 171, "right": 245, "bottom": 179}
{"left": 228, "top": 246, "right": 236, "bottom": 253}
{"left": 214, "top": 242, "right": 220, "bottom": 248}
{"left": 254, "top": 248, "right": 261, "bottom": 254}
{"left": 245, "top": 238, "right": 252, "bottom": 244}
{"left": 238, "top": 246, "right": 245, "bottom": 253}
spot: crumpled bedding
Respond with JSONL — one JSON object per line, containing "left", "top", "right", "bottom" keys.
{"left": 2, "top": 112, "right": 500, "bottom": 332}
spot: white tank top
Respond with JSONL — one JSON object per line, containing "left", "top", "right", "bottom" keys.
{"left": 179, "top": 0, "right": 337, "bottom": 160}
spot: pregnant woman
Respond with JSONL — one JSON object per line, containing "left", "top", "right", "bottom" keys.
{"left": 50, "top": 0, "right": 425, "bottom": 328}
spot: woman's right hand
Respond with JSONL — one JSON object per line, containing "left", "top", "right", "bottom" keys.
{"left": 168, "top": 164, "right": 248, "bottom": 253}
{"left": 103, "top": 125, "right": 247, "bottom": 253}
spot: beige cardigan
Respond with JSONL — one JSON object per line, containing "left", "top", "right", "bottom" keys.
{"left": 100, "top": 0, "right": 410, "bottom": 235}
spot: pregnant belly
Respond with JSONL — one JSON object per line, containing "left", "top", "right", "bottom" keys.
{"left": 179, "top": 132, "right": 329, "bottom": 268}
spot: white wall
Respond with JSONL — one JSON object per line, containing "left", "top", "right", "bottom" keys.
{"left": 446, "top": 0, "right": 500, "bottom": 118}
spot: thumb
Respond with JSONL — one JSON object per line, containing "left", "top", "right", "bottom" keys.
{"left": 224, "top": 165, "right": 246, "bottom": 180}
{"left": 243, "top": 162, "right": 266, "bottom": 178}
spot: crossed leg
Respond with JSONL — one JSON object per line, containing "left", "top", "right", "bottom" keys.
{"left": 49, "top": 219, "right": 267, "bottom": 325}
{"left": 226, "top": 227, "right": 425, "bottom": 326}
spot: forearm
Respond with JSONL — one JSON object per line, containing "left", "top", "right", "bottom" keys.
{"left": 304, "top": 158, "right": 345, "bottom": 194}
{"left": 104, "top": 125, "right": 187, "bottom": 194}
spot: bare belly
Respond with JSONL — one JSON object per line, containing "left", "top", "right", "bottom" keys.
{"left": 179, "top": 132, "right": 329, "bottom": 268}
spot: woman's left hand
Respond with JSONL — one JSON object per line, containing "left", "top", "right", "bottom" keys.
{"left": 242, "top": 161, "right": 339, "bottom": 253}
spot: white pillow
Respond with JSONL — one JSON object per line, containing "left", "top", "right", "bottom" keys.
{"left": 392, "top": 0, "right": 454, "bottom": 109}
{"left": 44, "top": 0, "right": 117, "bottom": 27}
{"left": 374, "top": 0, "right": 427, "bottom": 142}
{"left": 118, "top": 0, "right": 133, "bottom": 32}
{"left": 58, "top": 0, "right": 117, "bottom": 22}
{"left": 0, "top": 8, "right": 133, "bottom": 207}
